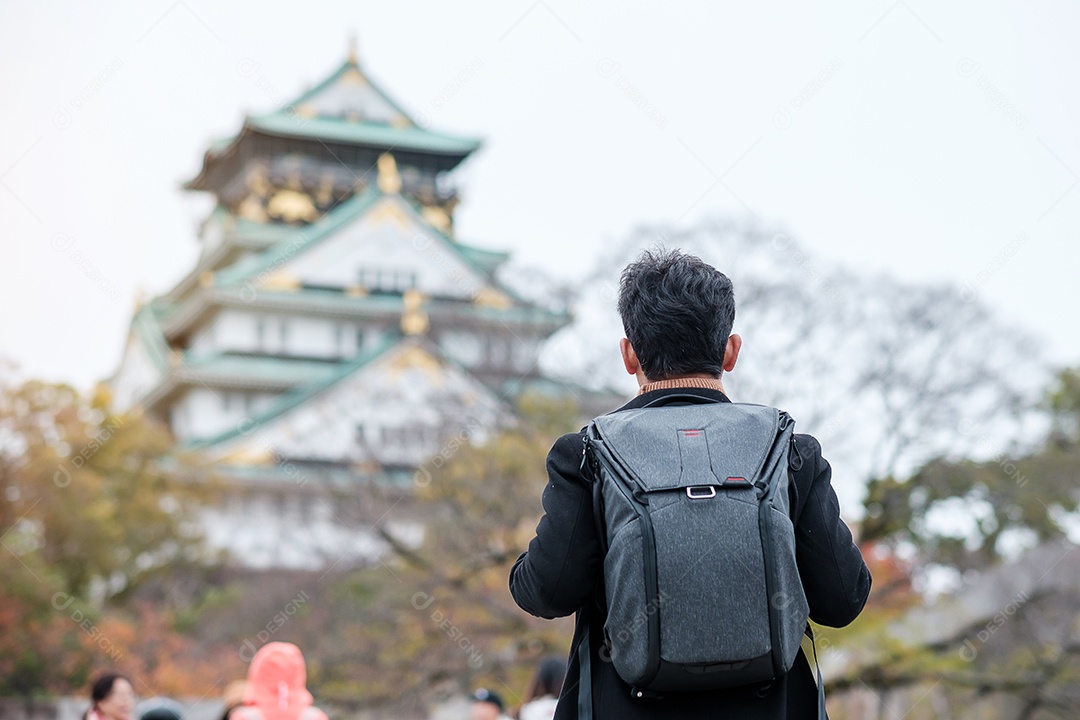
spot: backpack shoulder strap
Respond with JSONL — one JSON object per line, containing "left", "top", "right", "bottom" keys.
{"left": 577, "top": 621, "right": 594, "bottom": 720}
{"left": 806, "top": 625, "right": 827, "bottom": 720}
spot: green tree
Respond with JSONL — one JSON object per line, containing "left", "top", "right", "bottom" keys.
{"left": 0, "top": 376, "right": 223, "bottom": 695}
{"left": 862, "top": 367, "right": 1080, "bottom": 570}
{"left": 0, "top": 379, "right": 216, "bottom": 602}
{"left": 178, "top": 395, "right": 581, "bottom": 715}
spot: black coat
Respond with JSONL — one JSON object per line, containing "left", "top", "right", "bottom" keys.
{"left": 509, "top": 387, "right": 872, "bottom": 720}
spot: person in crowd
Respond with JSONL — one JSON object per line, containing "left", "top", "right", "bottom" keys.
{"left": 82, "top": 673, "right": 135, "bottom": 720}
{"left": 136, "top": 697, "right": 184, "bottom": 720}
{"left": 470, "top": 688, "right": 511, "bottom": 720}
{"left": 218, "top": 680, "right": 248, "bottom": 720}
{"left": 517, "top": 657, "right": 565, "bottom": 720}
{"left": 231, "top": 643, "right": 328, "bottom": 720}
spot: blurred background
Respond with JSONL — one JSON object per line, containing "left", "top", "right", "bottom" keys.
{"left": 2, "top": 2, "right": 1080, "bottom": 719}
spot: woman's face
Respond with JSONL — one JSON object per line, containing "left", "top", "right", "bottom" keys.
{"left": 97, "top": 678, "right": 135, "bottom": 720}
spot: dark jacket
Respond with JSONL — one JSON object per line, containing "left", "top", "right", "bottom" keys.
{"left": 509, "top": 386, "right": 872, "bottom": 719}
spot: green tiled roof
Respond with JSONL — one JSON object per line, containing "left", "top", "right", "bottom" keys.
{"left": 176, "top": 353, "right": 343, "bottom": 387}
{"left": 211, "top": 189, "right": 510, "bottom": 299}
{"left": 227, "top": 287, "right": 567, "bottom": 326}
{"left": 208, "top": 134, "right": 236, "bottom": 154}
{"left": 183, "top": 332, "right": 402, "bottom": 450}
{"left": 188, "top": 57, "right": 481, "bottom": 192}
{"left": 246, "top": 113, "right": 481, "bottom": 156}
{"left": 228, "top": 286, "right": 404, "bottom": 314}
{"left": 229, "top": 212, "right": 301, "bottom": 246}
{"left": 202, "top": 204, "right": 307, "bottom": 247}
{"left": 133, "top": 303, "right": 173, "bottom": 372}
{"left": 190, "top": 190, "right": 568, "bottom": 331}
{"left": 289, "top": 58, "right": 415, "bottom": 124}
{"left": 156, "top": 188, "right": 569, "bottom": 342}
{"left": 244, "top": 57, "right": 479, "bottom": 156}
{"left": 456, "top": 243, "right": 510, "bottom": 275}
{"left": 213, "top": 189, "right": 383, "bottom": 287}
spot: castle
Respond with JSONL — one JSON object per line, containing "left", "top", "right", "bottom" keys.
{"left": 108, "top": 50, "right": 575, "bottom": 567}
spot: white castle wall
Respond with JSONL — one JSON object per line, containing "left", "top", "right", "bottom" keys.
{"left": 188, "top": 310, "right": 378, "bottom": 360}
{"left": 110, "top": 334, "right": 163, "bottom": 413}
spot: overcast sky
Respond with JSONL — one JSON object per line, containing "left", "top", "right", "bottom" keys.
{"left": 2, "top": 0, "right": 1078, "bottom": 390}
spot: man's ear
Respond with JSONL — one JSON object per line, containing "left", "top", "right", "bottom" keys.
{"left": 723, "top": 333, "right": 742, "bottom": 373}
{"left": 620, "top": 338, "right": 641, "bottom": 376}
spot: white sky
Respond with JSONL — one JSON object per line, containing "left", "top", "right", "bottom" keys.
{"left": 2, "top": 0, "right": 1078, "bottom": 389}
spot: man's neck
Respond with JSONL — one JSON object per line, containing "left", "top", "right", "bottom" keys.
{"left": 637, "top": 375, "right": 727, "bottom": 396}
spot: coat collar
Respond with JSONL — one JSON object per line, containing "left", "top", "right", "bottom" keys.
{"left": 615, "top": 385, "right": 731, "bottom": 413}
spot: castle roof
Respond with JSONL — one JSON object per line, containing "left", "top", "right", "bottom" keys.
{"left": 186, "top": 56, "right": 481, "bottom": 192}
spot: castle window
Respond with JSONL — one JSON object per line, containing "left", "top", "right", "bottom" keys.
{"left": 359, "top": 267, "right": 418, "bottom": 294}
{"left": 440, "top": 330, "right": 482, "bottom": 366}
{"left": 379, "top": 424, "right": 437, "bottom": 447}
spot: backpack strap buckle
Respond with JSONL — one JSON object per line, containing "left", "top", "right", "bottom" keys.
{"left": 686, "top": 485, "right": 716, "bottom": 499}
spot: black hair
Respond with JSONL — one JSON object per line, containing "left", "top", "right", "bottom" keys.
{"left": 526, "top": 655, "right": 566, "bottom": 701}
{"left": 139, "top": 699, "right": 184, "bottom": 720}
{"left": 82, "top": 673, "right": 132, "bottom": 720}
{"left": 470, "top": 688, "right": 503, "bottom": 711}
{"left": 616, "top": 248, "right": 736, "bottom": 381}
{"left": 91, "top": 674, "right": 131, "bottom": 704}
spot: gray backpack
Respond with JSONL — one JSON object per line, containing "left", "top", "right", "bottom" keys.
{"left": 581, "top": 395, "right": 822, "bottom": 712}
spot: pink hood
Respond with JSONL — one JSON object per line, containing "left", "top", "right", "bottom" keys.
{"left": 241, "top": 643, "right": 314, "bottom": 720}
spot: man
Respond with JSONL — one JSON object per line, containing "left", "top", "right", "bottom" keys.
{"left": 509, "top": 249, "right": 872, "bottom": 719}
{"left": 470, "top": 688, "right": 512, "bottom": 720}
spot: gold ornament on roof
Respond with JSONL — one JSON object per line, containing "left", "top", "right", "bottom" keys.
{"left": 315, "top": 173, "right": 335, "bottom": 206}
{"left": 267, "top": 189, "right": 318, "bottom": 223}
{"left": 367, "top": 199, "right": 410, "bottom": 228}
{"left": 238, "top": 166, "right": 272, "bottom": 222}
{"left": 473, "top": 286, "right": 513, "bottom": 310}
{"left": 377, "top": 153, "right": 402, "bottom": 195}
{"left": 401, "top": 288, "right": 429, "bottom": 335}
{"left": 223, "top": 445, "right": 274, "bottom": 465}
{"left": 342, "top": 67, "right": 367, "bottom": 86}
{"left": 390, "top": 344, "right": 444, "bottom": 384}
{"left": 247, "top": 165, "right": 271, "bottom": 197}
{"left": 260, "top": 270, "right": 301, "bottom": 291}
{"left": 422, "top": 205, "right": 452, "bottom": 234}
{"left": 238, "top": 195, "right": 268, "bottom": 222}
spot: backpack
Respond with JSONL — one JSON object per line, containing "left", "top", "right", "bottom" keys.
{"left": 580, "top": 394, "right": 824, "bottom": 714}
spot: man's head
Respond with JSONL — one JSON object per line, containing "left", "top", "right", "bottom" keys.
{"left": 469, "top": 688, "right": 504, "bottom": 720}
{"left": 616, "top": 249, "right": 741, "bottom": 384}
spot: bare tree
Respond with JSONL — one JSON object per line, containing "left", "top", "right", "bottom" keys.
{"left": 544, "top": 216, "right": 1045, "bottom": 495}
